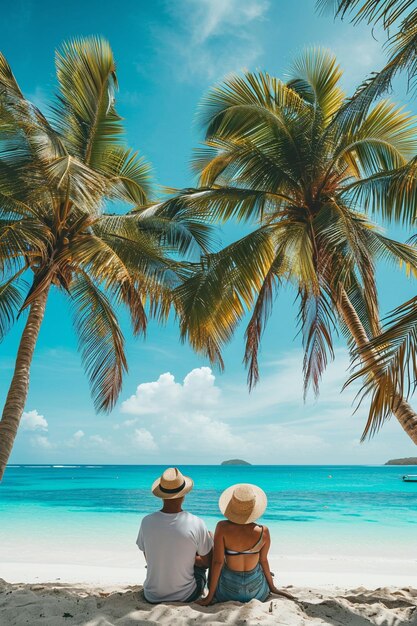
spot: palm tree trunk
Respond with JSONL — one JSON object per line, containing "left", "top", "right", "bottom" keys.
{"left": 0, "top": 287, "right": 49, "bottom": 481}
{"left": 338, "top": 288, "right": 417, "bottom": 445}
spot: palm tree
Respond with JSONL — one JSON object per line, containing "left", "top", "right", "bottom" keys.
{"left": 316, "top": 1, "right": 417, "bottom": 424}
{"left": 0, "top": 37, "right": 211, "bottom": 480}
{"left": 165, "top": 49, "right": 417, "bottom": 444}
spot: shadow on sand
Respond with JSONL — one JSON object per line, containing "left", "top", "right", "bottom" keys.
{"left": 1, "top": 580, "right": 417, "bottom": 625}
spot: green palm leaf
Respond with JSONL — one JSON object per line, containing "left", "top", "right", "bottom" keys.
{"left": 53, "top": 37, "right": 122, "bottom": 169}
{"left": 0, "top": 271, "right": 25, "bottom": 340}
{"left": 0, "top": 37, "right": 213, "bottom": 480}
{"left": 171, "top": 47, "right": 417, "bottom": 441}
{"left": 70, "top": 272, "right": 127, "bottom": 413}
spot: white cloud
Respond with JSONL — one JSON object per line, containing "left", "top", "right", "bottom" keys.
{"left": 31, "top": 435, "right": 53, "bottom": 449}
{"left": 21, "top": 410, "right": 48, "bottom": 432}
{"left": 121, "top": 367, "right": 220, "bottom": 415}
{"left": 133, "top": 428, "right": 158, "bottom": 452}
{"left": 73, "top": 430, "right": 84, "bottom": 441}
{"left": 121, "top": 367, "right": 244, "bottom": 457}
{"left": 21, "top": 352, "right": 415, "bottom": 464}
{"left": 68, "top": 430, "right": 85, "bottom": 447}
{"left": 159, "top": 0, "right": 269, "bottom": 81}
{"left": 119, "top": 364, "right": 329, "bottom": 460}
{"left": 123, "top": 418, "right": 138, "bottom": 427}
{"left": 160, "top": 413, "right": 245, "bottom": 455}
{"left": 189, "top": 0, "right": 268, "bottom": 44}
{"left": 118, "top": 352, "right": 417, "bottom": 464}
{"left": 89, "top": 435, "right": 109, "bottom": 448}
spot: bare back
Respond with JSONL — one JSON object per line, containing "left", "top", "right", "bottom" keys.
{"left": 220, "top": 520, "right": 266, "bottom": 572}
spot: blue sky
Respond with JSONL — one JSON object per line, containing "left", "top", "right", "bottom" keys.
{"left": 2, "top": 0, "right": 417, "bottom": 464}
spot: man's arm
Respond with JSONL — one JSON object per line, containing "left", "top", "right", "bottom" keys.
{"left": 197, "top": 524, "right": 224, "bottom": 606}
{"left": 196, "top": 526, "right": 213, "bottom": 568}
{"left": 136, "top": 521, "right": 145, "bottom": 552}
{"left": 195, "top": 551, "right": 211, "bottom": 568}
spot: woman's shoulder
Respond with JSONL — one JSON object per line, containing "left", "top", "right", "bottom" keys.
{"left": 259, "top": 524, "right": 270, "bottom": 541}
{"left": 215, "top": 519, "right": 229, "bottom": 529}
{"left": 253, "top": 522, "right": 268, "bottom": 538}
{"left": 214, "top": 520, "right": 230, "bottom": 534}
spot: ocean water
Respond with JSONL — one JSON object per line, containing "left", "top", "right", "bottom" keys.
{"left": 1, "top": 464, "right": 417, "bottom": 566}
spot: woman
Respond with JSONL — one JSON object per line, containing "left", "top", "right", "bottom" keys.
{"left": 198, "top": 483, "right": 294, "bottom": 605}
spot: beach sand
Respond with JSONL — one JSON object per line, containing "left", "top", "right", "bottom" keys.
{"left": 2, "top": 559, "right": 417, "bottom": 625}
{"left": 1, "top": 577, "right": 417, "bottom": 626}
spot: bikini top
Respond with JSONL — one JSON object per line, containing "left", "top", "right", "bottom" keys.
{"left": 224, "top": 525, "right": 264, "bottom": 556}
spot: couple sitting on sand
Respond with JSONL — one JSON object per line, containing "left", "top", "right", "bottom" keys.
{"left": 136, "top": 467, "right": 293, "bottom": 605}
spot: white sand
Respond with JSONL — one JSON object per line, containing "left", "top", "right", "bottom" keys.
{"left": 1, "top": 576, "right": 417, "bottom": 626}
{"left": 1, "top": 559, "right": 417, "bottom": 625}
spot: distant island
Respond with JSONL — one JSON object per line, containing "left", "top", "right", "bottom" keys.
{"left": 221, "top": 459, "right": 252, "bottom": 466}
{"left": 385, "top": 457, "right": 417, "bottom": 465}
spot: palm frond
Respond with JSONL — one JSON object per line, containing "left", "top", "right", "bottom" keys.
{"left": 175, "top": 228, "right": 276, "bottom": 362}
{"left": 345, "top": 156, "right": 417, "bottom": 224}
{"left": 0, "top": 270, "right": 26, "bottom": 340}
{"left": 70, "top": 271, "right": 127, "bottom": 412}
{"left": 0, "top": 217, "right": 50, "bottom": 275}
{"left": 244, "top": 255, "right": 283, "bottom": 389}
{"left": 53, "top": 36, "right": 122, "bottom": 168}
{"left": 199, "top": 71, "right": 306, "bottom": 140}
{"left": 299, "top": 287, "right": 337, "bottom": 398}
{"left": 346, "top": 294, "right": 417, "bottom": 438}
{"left": 287, "top": 47, "right": 345, "bottom": 122}
{"left": 317, "top": 1, "right": 416, "bottom": 29}
{"left": 156, "top": 187, "right": 274, "bottom": 223}
{"left": 318, "top": 1, "right": 417, "bottom": 127}
{"left": 132, "top": 203, "right": 215, "bottom": 257}
{"left": 44, "top": 155, "right": 108, "bottom": 210}
{"left": 336, "top": 100, "right": 417, "bottom": 175}
{"left": 100, "top": 146, "right": 152, "bottom": 205}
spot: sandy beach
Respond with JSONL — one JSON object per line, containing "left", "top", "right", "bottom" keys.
{"left": 2, "top": 557, "right": 417, "bottom": 625}
{"left": 1, "top": 575, "right": 417, "bottom": 625}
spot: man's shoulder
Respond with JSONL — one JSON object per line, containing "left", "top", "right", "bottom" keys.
{"left": 182, "top": 511, "right": 207, "bottom": 529}
{"left": 140, "top": 511, "right": 161, "bottom": 526}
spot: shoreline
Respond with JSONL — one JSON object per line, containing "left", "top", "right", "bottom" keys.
{"left": 3, "top": 553, "right": 417, "bottom": 589}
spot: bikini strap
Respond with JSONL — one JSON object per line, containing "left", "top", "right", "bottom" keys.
{"left": 249, "top": 524, "right": 264, "bottom": 551}
{"left": 225, "top": 524, "right": 264, "bottom": 555}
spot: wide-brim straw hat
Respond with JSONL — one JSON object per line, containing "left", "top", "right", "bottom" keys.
{"left": 152, "top": 467, "right": 194, "bottom": 499}
{"left": 219, "top": 483, "right": 267, "bottom": 524}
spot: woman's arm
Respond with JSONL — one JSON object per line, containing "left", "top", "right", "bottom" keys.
{"left": 259, "top": 527, "right": 295, "bottom": 600}
{"left": 197, "top": 523, "right": 225, "bottom": 606}
{"left": 259, "top": 527, "right": 275, "bottom": 590}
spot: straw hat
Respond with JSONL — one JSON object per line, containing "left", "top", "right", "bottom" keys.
{"left": 152, "top": 467, "right": 194, "bottom": 499}
{"left": 219, "top": 483, "right": 267, "bottom": 524}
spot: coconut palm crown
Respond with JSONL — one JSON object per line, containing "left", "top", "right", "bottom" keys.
{"left": 0, "top": 37, "right": 211, "bottom": 479}
{"left": 166, "top": 49, "right": 417, "bottom": 443}
{"left": 317, "top": 0, "right": 417, "bottom": 438}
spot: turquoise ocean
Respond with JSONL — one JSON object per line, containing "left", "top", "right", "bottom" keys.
{"left": 1, "top": 465, "right": 417, "bottom": 567}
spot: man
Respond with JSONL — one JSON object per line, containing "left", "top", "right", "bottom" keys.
{"left": 136, "top": 467, "right": 213, "bottom": 603}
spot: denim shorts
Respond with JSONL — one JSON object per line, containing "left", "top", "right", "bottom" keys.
{"left": 185, "top": 565, "right": 207, "bottom": 602}
{"left": 214, "top": 563, "right": 270, "bottom": 603}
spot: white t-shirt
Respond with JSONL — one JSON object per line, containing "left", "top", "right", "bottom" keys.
{"left": 136, "top": 510, "right": 213, "bottom": 603}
